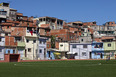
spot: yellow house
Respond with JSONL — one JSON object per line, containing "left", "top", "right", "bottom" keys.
{"left": 103, "top": 41, "right": 116, "bottom": 59}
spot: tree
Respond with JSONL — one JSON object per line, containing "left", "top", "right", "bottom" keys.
{"left": 51, "top": 35, "right": 56, "bottom": 48}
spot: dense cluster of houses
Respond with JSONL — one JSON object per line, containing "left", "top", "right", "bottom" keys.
{"left": 0, "top": 2, "right": 116, "bottom": 62}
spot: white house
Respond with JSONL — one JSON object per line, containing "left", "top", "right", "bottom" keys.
{"left": 59, "top": 42, "right": 69, "bottom": 59}
{"left": 24, "top": 27, "right": 38, "bottom": 60}
{"left": 68, "top": 43, "right": 92, "bottom": 59}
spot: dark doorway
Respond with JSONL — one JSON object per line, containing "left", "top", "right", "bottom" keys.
{"left": 10, "top": 54, "right": 20, "bottom": 62}
{"left": 100, "top": 53, "right": 103, "bottom": 59}
{"left": 89, "top": 52, "right": 92, "bottom": 59}
{"left": 25, "top": 49, "right": 27, "bottom": 57}
{"left": 70, "top": 54, "right": 75, "bottom": 59}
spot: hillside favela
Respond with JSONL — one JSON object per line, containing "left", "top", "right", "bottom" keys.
{"left": 0, "top": 2, "right": 116, "bottom": 62}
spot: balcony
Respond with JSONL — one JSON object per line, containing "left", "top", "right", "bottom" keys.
{"left": 0, "top": 14, "right": 6, "bottom": 18}
{"left": 0, "top": 11, "right": 7, "bottom": 15}
{"left": 26, "top": 30, "right": 37, "bottom": 37}
{"left": 92, "top": 43, "right": 104, "bottom": 51}
{"left": 17, "top": 42, "right": 25, "bottom": 47}
{"left": 92, "top": 47, "right": 104, "bottom": 51}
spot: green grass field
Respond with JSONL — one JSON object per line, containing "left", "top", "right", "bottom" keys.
{"left": 0, "top": 60, "right": 116, "bottom": 77}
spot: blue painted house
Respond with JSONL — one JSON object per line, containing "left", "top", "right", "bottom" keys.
{"left": 37, "top": 36, "right": 48, "bottom": 60}
{"left": 92, "top": 41, "right": 104, "bottom": 59}
{"left": 46, "top": 50, "right": 55, "bottom": 60}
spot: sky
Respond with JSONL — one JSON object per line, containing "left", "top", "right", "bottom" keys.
{"left": 1, "top": 0, "right": 116, "bottom": 25}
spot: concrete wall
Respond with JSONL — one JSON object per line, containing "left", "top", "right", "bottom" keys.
{"left": 79, "top": 36, "right": 92, "bottom": 43}
{"left": 59, "top": 42, "right": 69, "bottom": 51}
{"left": 0, "top": 5, "right": 10, "bottom": 18}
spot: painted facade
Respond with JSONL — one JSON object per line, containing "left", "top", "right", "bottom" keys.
{"left": 25, "top": 37, "right": 38, "bottom": 60}
{"left": 24, "top": 26, "right": 38, "bottom": 60}
{"left": 46, "top": 51, "right": 55, "bottom": 60}
{"left": 37, "top": 37, "right": 48, "bottom": 60}
{"left": 17, "top": 42, "right": 25, "bottom": 60}
{"left": 92, "top": 42, "right": 104, "bottom": 59}
{"left": 59, "top": 42, "right": 69, "bottom": 59}
{"left": 103, "top": 41, "right": 116, "bottom": 59}
{"left": 69, "top": 43, "right": 92, "bottom": 59}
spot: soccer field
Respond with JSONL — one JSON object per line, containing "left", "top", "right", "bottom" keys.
{"left": 0, "top": 60, "right": 116, "bottom": 77}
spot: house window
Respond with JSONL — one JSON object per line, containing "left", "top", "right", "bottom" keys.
{"left": 5, "top": 33, "right": 8, "bottom": 36}
{"left": 26, "top": 39, "right": 29, "bottom": 43}
{"left": 1, "top": 20, "right": 5, "bottom": 22}
{"left": 13, "top": 50, "right": 15, "bottom": 54}
{"left": 43, "top": 41, "right": 46, "bottom": 44}
{"left": 108, "top": 44, "right": 111, "bottom": 47}
{"left": 8, "top": 50, "right": 10, "bottom": 54}
{"left": 40, "top": 41, "right": 42, "bottom": 44}
{"left": 72, "top": 45, "right": 76, "bottom": 48}
{"left": 94, "top": 52, "right": 97, "bottom": 55}
{"left": 83, "top": 34, "right": 84, "bottom": 36}
{"left": 75, "top": 53, "right": 78, "bottom": 56}
{"left": 52, "top": 26, "right": 54, "bottom": 29}
{"left": 15, "top": 37, "right": 21, "bottom": 42}
{"left": 82, "top": 52, "right": 86, "bottom": 56}
{"left": 81, "top": 39, "right": 83, "bottom": 42}
{"left": 0, "top": 49, "right": 2, "bottom": 52}
{"left": 39, "top": 49, "right": 42, "bottom": 53}
{"left": 0, "top": 38, "right": 1, "bottom": 42}
{"left": 83, "top": 45, "right": 87, "bottom": 48}
{"left": 7, "top": 26, "right": 9, "bottom": 29}
{"left": 60, "top": 44, "right": 63, "bottom": 47}
{"left": 28, "top": 48, "right": 31, "bottom": 52}
{"left": 33, "top": 40, "right": 36, "bottom": 43}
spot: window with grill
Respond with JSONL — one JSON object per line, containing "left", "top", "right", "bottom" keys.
{"left": 28, "top": 48, "right": 31, "bottom": 52}
{"left": 82, "top": 52, "right": 86, "bottom": 56}
{"left": 83, "top": 45, "right": 87, "bottom": 48}
{"left": 72, "top": 45, "right": 76, "bottom": 48}
{"left": 108, "top": 44, "right": 111, "bottom": 47}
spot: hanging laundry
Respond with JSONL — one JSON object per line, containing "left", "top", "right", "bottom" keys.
{"left": 30, "top": 30, "right": 33, "bottom": 35}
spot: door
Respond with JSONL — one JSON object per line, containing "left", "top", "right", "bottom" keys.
{"left": 89, "top": 52, "right": 92, "bottom": 59}
{"left": 25, "top": 49, "right": 27, "bottom": 57}
{"left": 100, "top": 53, "right": 103, "bottom": 59}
